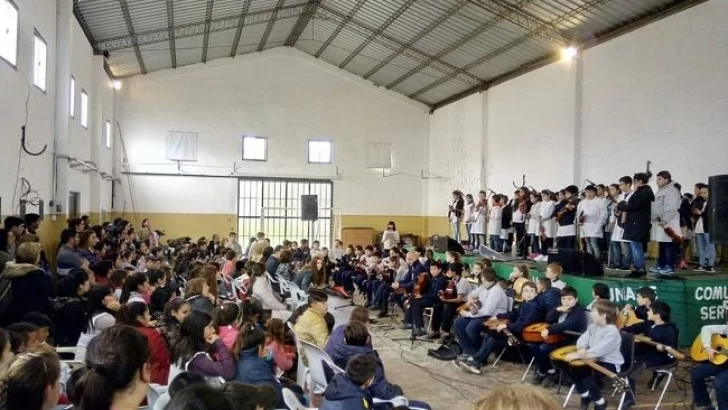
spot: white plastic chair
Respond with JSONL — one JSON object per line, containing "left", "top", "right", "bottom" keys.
{"left": 147, "top": 383, "right": 168, "bottom": 410}
{"left": 285, "top": 280, "right": 309, "bottom": 309}
{"left": 283, "top": 388, "right": 317, "bottom": 410}
{"left": 298, "top": 339, "right": 336, "bottom": 395}
{"left": 287, "top": 321, "right": 309, "bottom": 389}
{"left": 326, "top": 357, "right": 410, "bottom": 408}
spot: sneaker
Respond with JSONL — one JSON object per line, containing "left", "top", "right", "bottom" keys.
{"left": 649, "top": 266, "right": 663, "bottom": 273}
{"left": 531, "top": 372, "right": 546, "bottom": 385}
{"left": 459, "top": 359, "right": 482, "bottom": 375}
{"left": 414, "top": 327, "right": 426, "bottom": 337}
{"left": 541, "top": 373, "right": 558, "bottom": 388}
{"left": 659, "top": 268, "right": 676, "bottom": 275}
{"left": 627, "top": 269, "right": 646, "bottom": 279}
{"left": 579, "top": 396, "right": 592, "bottom": 410}
{"left": 696, "top": 266, "right": 707, "bottom": 272}
{"left": 706, "top": 267, "right": 714, "bottom": 272}
{"left": 594, "top": 400, "right": 608, "bottom": 410}
{"left": 376, "top": 310, "right": 388, "bottom": 319}
{"left": 606, "top": 264, "right": 617, "bottom": 270}
{"left": 425, "top": 332, "right": 441, "bottom": 340}
{"left": 401, "top": 323, "right": 413, "bottom": 330}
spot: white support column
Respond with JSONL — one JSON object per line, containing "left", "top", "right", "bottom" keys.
{"left": 52, "top": 0, "right": 73, "bottom": 215}
{"left": 572, "top": 55, "right": 584, "bottom": 186}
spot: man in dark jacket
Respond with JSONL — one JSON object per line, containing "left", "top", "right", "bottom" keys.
{"left": 620, "top": 173, "right": 655, "bottom": 278}
{"left": 321, "top": 354, "right": 376, "bottom": 410}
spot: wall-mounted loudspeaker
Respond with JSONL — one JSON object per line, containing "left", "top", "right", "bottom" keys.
{"left": 708, "top": 175, "right": 728, "bottom": 243}
{"left": 301, "top": 195, "right": 318, "bottom": 221}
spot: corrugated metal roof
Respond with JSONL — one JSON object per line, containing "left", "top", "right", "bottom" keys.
{"left": 75, "top": 0, "right": 708, "bottom": 108}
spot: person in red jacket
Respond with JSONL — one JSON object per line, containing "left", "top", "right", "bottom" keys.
{"left": 118, "top": 302, "right": 171, "bottom": 385}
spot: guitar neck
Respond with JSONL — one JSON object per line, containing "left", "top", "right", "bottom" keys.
{"left": 635, "top": 335, "right": 686, "bottom": 360}
{"left": 581, "top": 358, "right": 618, "bottom": 379}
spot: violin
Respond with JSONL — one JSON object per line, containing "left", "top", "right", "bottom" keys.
{"left": 555, "top": 198, "right": 577, "bottom": 222}
{"left": 577, "top": 211, "right": 585, "bottom": 225}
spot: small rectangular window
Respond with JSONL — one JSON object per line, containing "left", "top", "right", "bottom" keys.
{"left": 69, "top": 77, "right": 75, "bottom": 117}
{"left": 33, "top": 31, "right": 47, "bottom": 91}
{"left": 0, "top": 0, "right": 18, "bottom": 67}
{"left": 80, "top": 90, "right": 88, "bottom": 128}
{"left": 242, "top": 136, "right": 267, "bottom": 161}
{"left": 105, "top": 120, "right": 112, "bottom": 148}
{"left": 308, "top": 140, "right": 332, "bottom": 164}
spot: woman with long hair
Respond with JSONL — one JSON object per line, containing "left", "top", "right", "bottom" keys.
{"left": 0, "top": 351, "right": 61, "bottom": 410}
{"left": 53, "top": 268, "right": 92, "bottom": 347}
{"left": 119, "top": 271, "right": 150, "bottom": 305}
{"left": 293, "top": 256, "right": 325, "bottom": 290}
{"left": 78, "top": 230, "right": 100, "bottom": 265}
{"left": 264, "top": 318, "right": 295, "bottom": 373}
{"left": 185, "top": 278, "right": 215, "bottom": 315}
{"left": 75, "top": 285, "right": 120, "bottom": 361}
{"left": 449, "top": 190, "right": 465, "bottom": 243}
{"left": 381, "top": 221, "right": 400, "bottom": 252}
{"left": 232, "top": 322, "right": 285, "bottom": 407}
{"left": 117, "top": 302, "right": 170, "bottom": 385}
{"left": 249, "top": 263, "right": 288, "bottom": 318}
{"left": 157, "top": 297, "right": 191, "bottom": 352}
{"left": 73, "top": 326, "right": 151, "bottom": 410}
{"left": 170, "top": 310, "right": 235, "bottom": 383}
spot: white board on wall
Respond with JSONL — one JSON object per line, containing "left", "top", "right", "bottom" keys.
{"left": 166, "top": 131, "right": 198, "bottom": 161}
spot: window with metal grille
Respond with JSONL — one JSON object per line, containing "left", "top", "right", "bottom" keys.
{"left": 237, "top": 178, "right": 334, "bottom": 247}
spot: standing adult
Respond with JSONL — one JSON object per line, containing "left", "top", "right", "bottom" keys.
{"left": 512, "top": 188, "right": 531, "bottom": 257}
{"left": 57, "top": 229, "right": 86, "bottom": 275}
{"left": 448, "top": 190, "right": 465, "bottom": 243}
{"left": 651, "top": 171, "right": 682, "bottom": 276}
{"left": 621, "top": 173, "right": 655, "bottom": 278}
{"left": 2, "top": 217, "right": 25, "bottom": 258}
{"left": 693, "top": 184, "right": 715, "bottom": 272}
{"left": 381, "top": 221, "right": 400, "bottom": 253}
{"left": 226, "top": 232, "right": 243, "bottom": 255}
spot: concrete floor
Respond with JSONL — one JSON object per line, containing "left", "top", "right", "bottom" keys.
{"left": 327, "top": 295, "right": 695, "bottom": 410}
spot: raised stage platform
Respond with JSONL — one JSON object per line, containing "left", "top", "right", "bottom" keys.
{"left": 433, "top": 252, "right": 728, "bottom": 347}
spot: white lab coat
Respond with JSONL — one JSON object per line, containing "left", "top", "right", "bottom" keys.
{"left": 539, "top": 200, "right": 556, "bottom": 238}
{"left": 527, "top": 202, "right": 542, "bottom": 234}
{"left": 577, "top": 197, "right": 608, "bottom": 238}
{"left": 488, "top": 206, "right": 502, "bottom": 235}
{"left": 471, "top": 203, "right": 487, "bottom": 235}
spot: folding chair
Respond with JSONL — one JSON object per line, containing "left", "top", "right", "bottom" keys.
{"left": 287, "top": 322, "right": 309, "bottom": 389}
{"left": 147, "top": 384, "right": 168, "bottom": 410}
{"left": 285, "top": 280, "right": 309, "bottom": 310}
{"left": 423, "top": 307, "right": 434, "bottom": 334}
{"left": 491, "top": 337, "right": 527, "bottom": 368}
{"left": 646, "top": 329, "right": 680, "bottom": 410}
{"left": 298, "top": 339, "right": 335, "bottom": 396}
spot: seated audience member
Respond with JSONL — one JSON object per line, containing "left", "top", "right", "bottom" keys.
{"left": 0, "top": 328, "right": 10, "bottom": 365}
{"left": 52, "top": 268, "right": 92, "bottom": 347}
{"left": 90, "top": 260, "right": 113, "bottom": 286}
{"left": 532, "top": 286, "right": 587, "bottom": 386}
{"left": 250, "top": 263, "right": 289, "bottom": 319}
{"left": 507, "top": 264, "right": 530, "bottom": 303}
{"left": 110, "top": 269, "right": 128, "bottom": 299}
{"left": 623, "top": 286, "right": 655, "bottom": 322}
{"left": 332, "top": 321, "right": 431, "bottom": 409}
{"left": 0, "top": 242, "right": 53, "bottom": 326}
{"left": 22, "top": 311, "right": 53, "bottom": 350}
{"left": 453, "top": 267, "right": 509, "bottom": 363}
{"left": 185, "top": 277, "right": 216, "bottom": 315}
{"left": 222, "top": 382, "right": 279, "bottom": 410}
{"left": 404, "top": 260, "right": 448, "bottom": 337}
{"left": 265, "top": 318, "right": 295, "bottom": 374}
{"left": 545, "top": 263, "right": 566, "bottom": 289}
{"left": 171, "top": 310, "right": 236, "bottom": 383}
{"left": 118, "top": 302, "right": 170, "bottom": 385}
{"left": 232, "top": 322, "right": 287, "bottom": 408}
{"left": 0, "top": 350, "right": 61, "bottom": 410}
{"left": 75, "top": 285, "right": 120, "bottom": 361}
{"left": 294, "top": 256, "right": 326, "bottom": 290}
{"left": 216, "top": 302, "right": 242, "bottom": 350}
{"left": 458, "top": 281, "right": 542, "bottom": 374}
{"left": 150, "top": 285, "right": 176, "bottom": 322}
{"left": 56, "top": 229, "right": 85, "bottom": 273}
{"left": 265, "top": 246, "right": 283, "bottom": 276}
{"left": 222, "top": 250, "right": 237, "bottom": 278}
{"left": 72, "top": 326, "right": 151, "bottom": 410}
{"left": 427, "top": 261, "right": 471, "bottom": 342}
{"left": 158, "top": 298, "right": 191, "bottom": 352}
{"left": 7, "top": 322, "right": 39, "bottom": 354}
{"left": 325, "top": 306, "right": 371, "bottom": 357}
{"left": 536, "top": 277, "right": 561, "bottom": 313}
{"left": 321, "top": 354, "right": 377, "bottom": 410}
{"left": 242, "top": 298, "right": 267, "bottom": 331}
{"left": 147, "top": 269, "right": 168, "bottom": 295}
{"left": 586, "top": 282, "right": 610, "bottom": 312}
{"left": 152, "top": 372, "right": 207, "bottom": 410}
{"left": 293, "top": 289, "right": 330, "bottom": 350}
{"left": 165, "top": 384, "right": 234, "bottom": 410}
{"left": 622, "top": 300, "right": 677, "bottom": 407}
{"left": 273, "top": 250, "right": 294, "bottom": 282}
{"left": 472, "top": 384, "right": 560, "bottom": 410}
{"left": 78, "top": 230, "right": 100, "bottom": 266}
{"left": 120, "top": 271, "right": 151, "bottom": 304}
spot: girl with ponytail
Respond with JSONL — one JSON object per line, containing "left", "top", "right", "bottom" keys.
{"left": 117, "top": 302, "right": 170, "bottom": 385}
{"left": 232, "top": 321, "right": 286, "bottom": 408}
{"left": 0, "top": 351, "right": 61, "bottom": 410}
{"left": 170, "top": 310, "right": 235, "bottom": 383}
{"left": 73, "top": 326, "right": 150, "bottom": 410}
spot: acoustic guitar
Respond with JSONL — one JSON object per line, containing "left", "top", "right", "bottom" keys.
{"left": 550, "top": 345, "right": 628, "bottom": 390}
{"left": 656, "top": 217, "right": 683, "bottom": 246}
{"left": 484, "top": 318, "right": 518, "bottom": 345}
{"left": 522, "top": 323, "right": 565, "bottom": 344}
{"left": 616, "top": 309, "right": 643, "bottom": 330}
{"left": 690, "top": 333, "right": 728, "bottom": 365}
{"left": 634, "top": 335, "right": 686, "bottom": 360}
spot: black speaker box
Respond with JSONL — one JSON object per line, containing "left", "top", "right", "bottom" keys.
{"left": 709, "top": 175, "right": 728, "bottom": 243}
{"left": 301, "top": 195, "right": 318, "bottom": 221}
{"left": 547, "top": 248, "right": 603, "bottom": 277}
{"left": 430, "top": 235, "right": 464, "bottom": 254}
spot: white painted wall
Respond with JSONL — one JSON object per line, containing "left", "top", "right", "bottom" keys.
{"left": 115, "top": 48, "right": 430, "bottom": 216}
{"left": 426, "top": 93, "right": 485, "bottom": 216}
{"left": 0, "top": 0, "right": 114, "bottom": 218}
{"left": 580, "top": 0, "right": 728, "bottom": 187}
{"left": 426, "top": 0, "right": 728, "bottom": 217}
